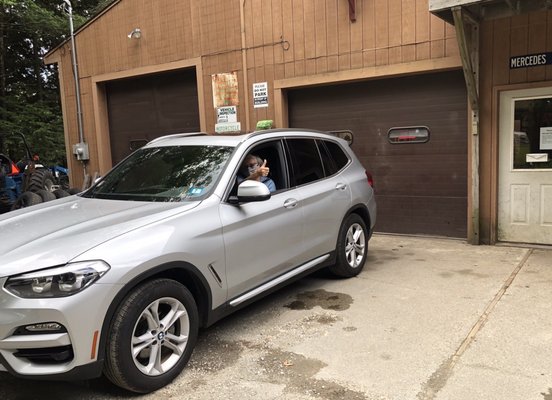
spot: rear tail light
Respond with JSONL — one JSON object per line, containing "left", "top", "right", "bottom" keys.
{"left": 365, "top": 171, "right": 374, "bottom": 188}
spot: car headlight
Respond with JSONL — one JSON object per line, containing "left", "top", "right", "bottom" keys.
{"left": 4, "top": 261, "right": 110, "bottom": 298}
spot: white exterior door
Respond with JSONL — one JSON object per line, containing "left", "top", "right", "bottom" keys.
{"left": 498, "top": 87, "right": 552, "bottom": 245}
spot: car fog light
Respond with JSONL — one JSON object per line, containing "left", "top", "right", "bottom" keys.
{"left": 25, "top": 322, "right": 65, "bottom": 333}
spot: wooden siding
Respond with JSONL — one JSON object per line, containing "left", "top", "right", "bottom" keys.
{"left": 48, "top": 0, "right": 457, "bottom": 187}
{"left": 479, "top": 10, "right": 552, "bottom": 244}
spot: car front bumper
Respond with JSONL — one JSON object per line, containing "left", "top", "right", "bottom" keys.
{"left": 0, "top": 277, "right": 121, "bottom": 379}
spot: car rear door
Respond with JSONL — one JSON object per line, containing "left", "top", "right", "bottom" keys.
{"left": 285, "top": 138, "right": 352, "bottom": 261}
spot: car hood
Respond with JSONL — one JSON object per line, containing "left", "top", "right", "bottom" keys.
{"left": 0, "top": 196, "right": 200, "bottom": 278}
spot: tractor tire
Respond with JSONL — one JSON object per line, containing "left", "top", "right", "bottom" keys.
{"left": 0, "top": 171, "right": 12, "bottom": 213}
{"left": 11, "top": 191, "right": 42, "bottom": 210}
{"left": 27, "top": 169, "right": 56, "bottom": 193}
{"left": 0, "top": 194, "right": 11, "bottom": 214}
{"left": 35, "top": 189, "right": 56, "bottom": 203}
{"left": 53, "top": 189, "right": 70, "bottom": 198}
{"left": 67, "top": 187, "right": 81, "bottom": 195}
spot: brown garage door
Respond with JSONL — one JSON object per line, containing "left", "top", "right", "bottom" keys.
{"left": 288, "top": 70, "right": 467, "bottom": 238}
{"left": 106, "top": 68, "right": 200, "bottom": 165}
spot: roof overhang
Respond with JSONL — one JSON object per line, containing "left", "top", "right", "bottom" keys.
{"left": 430, "top": 0, "right": 552, "bottom": 24}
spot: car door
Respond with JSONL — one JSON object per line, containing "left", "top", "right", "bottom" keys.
{"left": 285, "top": 138, "right": 352, "bottom": 261}
{"left": 219, "top": 140, "right": 305, "bottom": 301}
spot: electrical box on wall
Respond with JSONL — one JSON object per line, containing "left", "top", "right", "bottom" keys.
{"left": 72, "top": 142, "right": 89, "bottom": 161}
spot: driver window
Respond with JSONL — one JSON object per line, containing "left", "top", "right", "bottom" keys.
{"left": 232, "top": 140, "right": 287, "bottom": 196}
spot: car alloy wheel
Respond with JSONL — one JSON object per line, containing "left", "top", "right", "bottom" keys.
{"left": 345, "top": 222, "right": 366, "bottom": 268}
{"left": 329, "top": 213, "right": 368, "bottom": 278}
{"left": 131, "top": 297, "right": 190, "bottom": 376}
{"left": 104, "top": 278, "right": 198, "bottom": 393}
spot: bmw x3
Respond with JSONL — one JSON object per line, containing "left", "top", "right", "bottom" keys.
{"left": 0, "top": 129, "right": 376, "bottom": 393}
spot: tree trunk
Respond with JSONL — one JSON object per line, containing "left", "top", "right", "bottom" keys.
{"left": 32, "top": 34, "right": 42, "bottom": 101}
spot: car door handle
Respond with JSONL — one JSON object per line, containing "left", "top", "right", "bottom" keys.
{"left": 335, "top": 183, "right": 347, "bottom": 191}
{"left": 283, "top": 198, "right": 298, "bottom": 209}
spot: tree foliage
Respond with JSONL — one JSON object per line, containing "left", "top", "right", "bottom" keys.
{"left": 0, "top": 0, "right": 112, "bottom": 165}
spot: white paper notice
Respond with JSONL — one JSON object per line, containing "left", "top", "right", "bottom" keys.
{"left": 540, "top": 127, "right": 552, "bottom": 150}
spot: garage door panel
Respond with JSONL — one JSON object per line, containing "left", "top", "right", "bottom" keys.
{"left": 106, "top": 68, "right": 200, "bottom": 165}
{"left": 377, "top": 195, "right": 467, "bottom": 237}
{"left": 368, "top": 154, "right": 467, "bottom": 197}
{"left": 288, "top": 70, "right": 467, "bottom": 237}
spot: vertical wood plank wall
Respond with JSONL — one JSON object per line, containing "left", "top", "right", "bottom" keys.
{"left": 52, "top": 0, "right": 457, "bottom": 187}
{"left": 479, "top": 10, "right": 552, "bottom": 243}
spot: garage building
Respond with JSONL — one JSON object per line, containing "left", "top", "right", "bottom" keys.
{"left": 45, "top": 0, "right": 552, "bottom": 246}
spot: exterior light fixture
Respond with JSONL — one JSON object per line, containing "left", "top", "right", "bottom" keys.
{"left": 128, "top": 28, "right": 142, "bottom": 39}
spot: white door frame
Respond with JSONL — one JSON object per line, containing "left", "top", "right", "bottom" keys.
{"left": 498, "top": 86, "right": 552, "bottom": 245}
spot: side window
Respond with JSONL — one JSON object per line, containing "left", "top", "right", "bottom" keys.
{"left": 286, "top": 138, "right": 325, "bottom": 186}
{"left": 324, "top": 140, "right": 349, "bottom": 171}
{"left": 230, "top": 140, "right": 287, "bottom": 197}
{"left": 317, "top": 140, "right": 338, "bottom": 176}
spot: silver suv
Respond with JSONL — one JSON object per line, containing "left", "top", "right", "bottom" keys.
{"left": 0, "top": 129, "right": 376, "bottom": 393}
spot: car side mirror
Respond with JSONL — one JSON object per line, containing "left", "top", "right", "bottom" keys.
{"left": 236, "top": 180, "right": 271, "bottom": 202}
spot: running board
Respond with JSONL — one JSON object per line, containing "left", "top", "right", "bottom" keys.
{"left": 229, "top": 254, "right": 330, "bottom": 307}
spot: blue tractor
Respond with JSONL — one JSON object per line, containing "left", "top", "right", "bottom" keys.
{"left": 0, "top": 133, "right": 70, "bottom": 213}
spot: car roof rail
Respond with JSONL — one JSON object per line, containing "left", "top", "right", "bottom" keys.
{"left": 148, "top": 132, "right": 209, "bottom": 144}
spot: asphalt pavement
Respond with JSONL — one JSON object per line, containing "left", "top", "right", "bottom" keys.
{"left": 0, "top": 234, "right": 551, "bottom": 400}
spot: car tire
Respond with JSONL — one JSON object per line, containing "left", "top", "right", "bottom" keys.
{"left": 329, "top": 213, "right": 368, "bottom": 278}
{"left": 104, "top": 279, "right": 199, "bottom": 393}
{"left": 11, "top": 191, "right": 42, "bottom": 210}
{"left": 34, "top": 189, "right": 56, "bottom": 202}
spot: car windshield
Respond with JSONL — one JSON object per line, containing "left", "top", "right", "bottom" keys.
{"left": 82, "top": 145, "right": 234, "bottom": 202}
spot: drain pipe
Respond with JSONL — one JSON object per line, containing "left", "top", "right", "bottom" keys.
{"left": 63, "top": 0, "right": 84, "bottom": 145}
{"left": 63, "top": 0, "right": 89, "bottom": 186}
{"left": 240, "top": 0, "right": 251, "bottom": 131}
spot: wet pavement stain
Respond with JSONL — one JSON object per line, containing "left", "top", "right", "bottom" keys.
{"left": 416, "top": 356, "right": 454, "bottom": 400}
{"left": 456, "top": 269, "right": 489, "bottom": 278}
{"left": 542, "top": 388, "right": 552, "bottom": 400}
{"left": 258, "top": 348, "right": 368, "bottom": 400}
{"left": 284, "top": 289, "right": 354, "bottom": 311}
{"left": 343, "top": 326, "right": 357, "bottom": 332}
{"left": 439, "top": 269, "right": 489, "bottom": 279}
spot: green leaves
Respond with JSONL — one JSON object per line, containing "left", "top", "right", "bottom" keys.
{"left": 0, "top": 0, "right": 111, "bottom": 166}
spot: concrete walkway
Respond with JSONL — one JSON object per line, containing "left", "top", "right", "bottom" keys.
{"left": 0, "top": 234, "right": 551, "bottom": 399}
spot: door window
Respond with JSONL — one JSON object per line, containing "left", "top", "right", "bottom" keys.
{"left": 513, "top": 97, "right": 552, "bottom": 169}
{"left": 286, "top": 139, "right": 325, "bottom": 186}
{"left": 317, "top": 140, "right": 350, "bottom": 177}
{"left": 228, "top": 140, "right": 287, "bottom": 198}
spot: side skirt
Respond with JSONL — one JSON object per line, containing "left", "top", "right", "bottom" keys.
{"left": 229, "top": 254, "right": 330, "bottom": 307}
{"left": 205, "top": 251, "right": 336, "bottom": 326}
